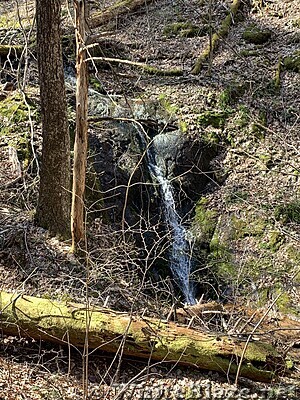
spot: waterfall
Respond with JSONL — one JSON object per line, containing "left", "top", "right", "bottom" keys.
{"left": 147, "top": 151, "right": 196, "bottom": 305}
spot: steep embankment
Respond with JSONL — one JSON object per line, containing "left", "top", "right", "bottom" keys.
{"left": 0, "top": 0, "right": 300, "bottom": 398}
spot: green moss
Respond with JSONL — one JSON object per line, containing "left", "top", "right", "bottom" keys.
{"left": 209, "top": 236, "right": 234, "bottom": 279}
{"left": 158, "top": 94, "right": 179, "bottom": 115}
{"left": 208, "top": 215, "right": 235, "bottom": 280}
{"left": 191, "top": 0, "right": 240, "bottom": 75}
{"left": 274, "top": 56, "right": 282, "bottom": 88}
{"left": 239, "top": 49, "right": 260, "bottom": 57}
{"left": 0, "top": 93, "right": 28, "bottom": 127}
{"left": 0, "top": 45, "right": 23, "bottom": 58}
{"left": 269, "top": 231, "right": 284, "bottom": 251}
{"left": 0, "top": 93, "right": 36, "bottom": 164}
{"left": 250, "top": 110, "right": 267, "bottom": 139}
{"left": 143, "top": 65, "right": 183, "bottom": 76}
{"left": 197, "top": 110, "right": 229, "bottom": 129}
{"left": 208, "top": 212, "right": 269, "bottom": 285}
{"left": 200, "top": 130, "right": 221, "bottom": 145}
{"left": 163, "top": 21, "right": 207, "bottom": 38}
{"left": 242, "top": 25, "right": 271, "bottom": 44}
{"left": 0, "top": 14, "right": 20, "bottom": 29}
{"left": 291, "top": 19, "right": 300, "bottom": 29}
{"left": 179, "top": 119, "right": 188, "bottom": 133}
{"left": 275, "top": 290, "right": 292, "bottom": 313}
{"left": 263, "top": 287, "right": 299, "bottom": 316}
{"left": 225, "top": 189, "right": 249, "bottom": 205}
{"left": 235, "top": 104, "right": 250, "bottom": 128}
{"left": 274, "top": 202, "right": 300, "bottom": 224}
{"left": 286, "top": 245, "right": 300, "bottom": 267}
{"left": 283, "top": 51, "right": 300, "bottom": 73}
{"left": 231, "top": 215, "right": 267, "bottom": 240}
{"left": 219, "top": 84, "right": 247, "bottom": 107}
{"left": 192, "top": 198, "right": 218, "bottom": 243}
{"left": 89, "top": 76, "right": 104, "bottom": 92}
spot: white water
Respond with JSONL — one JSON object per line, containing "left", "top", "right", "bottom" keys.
{"left": 148, "top": 161, "right": 196, "bottom": 305}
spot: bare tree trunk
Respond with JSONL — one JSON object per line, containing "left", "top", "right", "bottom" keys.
{"left": 0, "top": 291, "right": 286, "bottom": 383}
{"left": 71, "top": 0, "right": 89, "bottom": 252}
{"left": 35, "top": 0, "right": 70, "bottom": 238}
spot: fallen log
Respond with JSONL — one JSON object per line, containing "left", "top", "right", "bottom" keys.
{"left": 89, "top": 0, "right": 153, "bottom": 29}
{"left": 85, "top": 55, "right": 183, "bottom": 76}
{"left": 192, "top": 0, "right": 241, "bottom": 74}
{"left": 0, "top": 291, "right": 284, "bottom": 382}
{"left": 0, "top": 45, "right": 23, "bottom": 58}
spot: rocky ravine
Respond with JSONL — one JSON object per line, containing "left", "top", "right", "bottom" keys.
{"left": 0, "top": 0, "right": 300, "bottom": 398}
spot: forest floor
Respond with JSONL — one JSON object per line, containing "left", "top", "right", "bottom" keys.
{"left": 1, "top": 0, "right": 300, "bottom": 398}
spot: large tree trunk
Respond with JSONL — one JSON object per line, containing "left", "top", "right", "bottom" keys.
{"left": 35, "top": 0, "right": 71, "bottom": 238}
{"left": 0, "top": 291, "right": 285, "bottom": 382}
{"left": 71, "top": 0, "right": 89, "bottom": 251}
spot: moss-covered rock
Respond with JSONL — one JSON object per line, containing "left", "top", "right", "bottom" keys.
{"left": 163, "top": 21, "right": 207, "bottom": 38}
{"left": 208, "top": 218, "right": 235, "bottom": 282}
{"left": 191, "top": 198, "right": 218, "bottom": 244}
{"left": 242, "top": 25, "right": 271, "bottom": 44}
{"left": 275, "top": 288, "right": 296, "bottom": 314}
{"left": 206, "top": 212, "right": 278, "bottom": 288}
{"left": 231, "top": 215, "right": 267, "bottom": 239}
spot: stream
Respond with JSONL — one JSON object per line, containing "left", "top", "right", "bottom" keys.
{"left": 147, "top": 144, "right": 196, "bottom": 305}
{"left": 66, "top": 69, "right": 197, "bottom": 304}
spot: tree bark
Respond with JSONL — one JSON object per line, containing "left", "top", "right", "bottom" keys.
{"left": 89, "top": 0, "right": 153, "bottom": 29}
{"left": 85, "top": 55, "right": 183, "bottom": 76}
{"left": 192, "top": 0, "right": 241, "bottom": 74}
{"left": 0, "top": 45, "right": 23, "bottom": 58}
{"left": 71, "top": 0, "right": 89, "bottom": 251}
{"left": 35, "top": 0, "right": 71, "bottom": 238}
{"left": 0, "top": 291, "right": 285, "bottom": 382}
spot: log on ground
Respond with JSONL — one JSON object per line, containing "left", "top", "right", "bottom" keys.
{"left": 0, "top": 291, "right": 284, "bottom": 382}
{"left": 0, "top": 45, "right": 23, "bottom": 58}
{"left": 89, "top": 0, "right": 154, "bottom": 29}
{"left": 192, "top": 0, "right": 241, "bottom": 74}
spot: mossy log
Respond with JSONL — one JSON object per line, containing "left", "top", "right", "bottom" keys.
{"left": 0, "top": 45, "right": 23, "bottom": 58}
{"left": 0, "top": 291, "right": 284, "bottom": 382}
{"left": 85, "top": 55, "right": 183, "bottom": 76}
{"left": 192, "top": 0, "right": 241, "bottom": 74}
{"left": 89, "top": 0, "right": 153, "bottom": 29}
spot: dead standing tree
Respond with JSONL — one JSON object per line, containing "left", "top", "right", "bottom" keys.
{"left": 71, "top": 0, "right": 89, "bottom": 252}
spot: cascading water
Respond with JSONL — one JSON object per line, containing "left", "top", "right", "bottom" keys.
{"left": 147, "top": 147, "right": 196, "bottom": 305}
